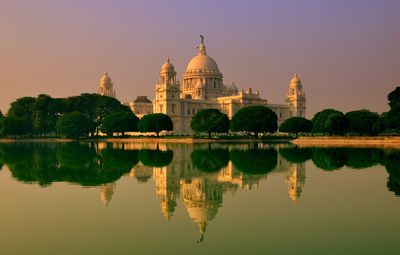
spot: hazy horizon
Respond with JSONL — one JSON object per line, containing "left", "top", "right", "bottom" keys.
{"left": 0, "top": 0, "right": 399, "bottom": 117}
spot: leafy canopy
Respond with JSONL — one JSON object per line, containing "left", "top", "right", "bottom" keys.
{"left": 279, "top": 117, "right": 312, "bottom": 135}
{"left": 230, "top": 105, "right": 278, "bottom": 137}
{"left": 191, "top": 109, "right": 229, "bottom": 137}
{"left": 101, "top": 111, "right": 139, "bottom": 136}
{"left": 138, "top": 113, "right": 173, "bottom": 136}
{"left": 56, "top": 111, "right": 94, "bottom": 139}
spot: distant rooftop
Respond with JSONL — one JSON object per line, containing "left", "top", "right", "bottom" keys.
{"left": 134, "top": 96, "right": 152, "bottom": 103}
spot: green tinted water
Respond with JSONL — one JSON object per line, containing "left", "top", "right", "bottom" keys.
{"left": 0, "top": 142, "right": 399, "bottom": 254}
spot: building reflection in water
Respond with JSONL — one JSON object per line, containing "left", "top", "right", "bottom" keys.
{"left": 1, "top": 142, "right": 396, "bottom": 241}
{"left": 121, "top": 143, "right": 306, "bottom": 241}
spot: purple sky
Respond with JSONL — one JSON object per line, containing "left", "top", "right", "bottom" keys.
{"left": 0, "top": 0, "right": 399, "bottom": 117}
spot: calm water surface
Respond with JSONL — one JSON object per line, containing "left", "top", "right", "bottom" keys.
{"left": 0, "top": 142, "right": 399, "bottom": 255}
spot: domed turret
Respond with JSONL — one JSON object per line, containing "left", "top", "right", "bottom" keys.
{"left": 286, "top": 73, "right": 306, "bottom": 118}
{"left": 290, "top": 73, "right": 301, "bottom": 86}
{"left": 98, "top": 72, "right": 116, "bottom": 98}
{"left": 161, "top": 57, "right": 175, "bottom": 73}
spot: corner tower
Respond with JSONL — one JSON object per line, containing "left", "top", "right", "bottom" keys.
{"left": 154, "top": 58, "right": 181, "bottom": 130}
{"left": 286, "top": 74, "right": 306, "bottom": 117}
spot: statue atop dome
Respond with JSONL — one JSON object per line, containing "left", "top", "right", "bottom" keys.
{"left": 197, "top": 35, "right": 207, "bottom": 55}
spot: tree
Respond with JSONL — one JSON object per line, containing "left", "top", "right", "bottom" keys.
{"left": 7, "top": 96, "right": 36, "bottom": 136}
{"left": 191, "top": 109, "right": 229, "bottom": 138}
{"left": 279, "top": 117, "right": 312, "bottom": 137}
{"left": 56, "top": 112, "right": 94, "bottom": 139}
{"left": 0, "top": 117, "right": 26, "bottom": 137}
{"left": 230, "top": 105, "right": 278, "bottom": 137}
{"left": 325, "top": 112, "right": 347, "bottom": 135}
{"left": 312, "top": 109, "right": 346, "bottom": 134}
{"left": 32, "top": 94, "right": 61, "bottom": 135}
{"left": 345, "top": 110, "right": 380, "bottom": 135}
{"left": 101, "top": 111, "right": 139, "bottom": 136}
{"left": 388, "top": 86, "right": 400, "bottom": 108}
{"left": 138, "top": 113, "right": 173, "bottom": 136}
{"left": 64, "top": 94, "right": 131, "bottom": 136}
{"left": 0, "top": 110, "right": 3, "bottom": 119}
{"left": 386, "top": 103, "right": 400, "bottom": 131}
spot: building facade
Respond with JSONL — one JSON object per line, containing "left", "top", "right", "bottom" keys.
{"left": 149, "top": 37, "right": 306, "bottom": 133}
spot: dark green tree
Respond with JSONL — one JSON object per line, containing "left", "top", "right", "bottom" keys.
{"left": 56, "top": 112, "right": 94, "bottom": 139}
{"left": 191, "top": 109, "right": 230, "bottom": 138}
{"left": 32, "top": 94, "right": 61, "bottom": 135}
{"left": 0, "top": 110, "right": 3, "bottom": 119}
{"left": 312, "top": 109, "right": 341, "bottom": 133}
{"left": 325, "top": 112, "right": 347, "bottom": 135}
{"left": 138, "top": 113, "right": 173, "bottom": 136}
{"left": 230, "top": 105, "right": 278, "bottom": 137}
{"left": 388, "top": 86, "right": 400, "bottom": 108}
{"left": 0, "top": 116, "right": 26, "bottom": 137}
{"left": 101, "top": 111, "right": 139, "bottom": 136}
{"left": 64, "top": 94, "right": 130, "bottom": 135}
{"left": 345, "top": 110, "right": 380, "bottom": 135}
{"left": 386, "top": 103, "right": 400, "bottom": 131}
{"left": 191, "top": 147, "right": 230, "bottom": 172}
{"left": 230, "top": 146, "right": 278, "bottom": 175}
{"left": 7, "top": 96, "right": 36, "bottom": 135}
{"left": 279, "top": 117, "right": 312, "bottom": 137}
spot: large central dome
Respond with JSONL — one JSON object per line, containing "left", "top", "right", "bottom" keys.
{"left": 186, "top": 55, "right": 220, "bottom": 73}
{"left": 182, "top": 36, "right": 224, "bottom": 100}
{"left": 185, "top": 37, "right": 220, "bottom": 73}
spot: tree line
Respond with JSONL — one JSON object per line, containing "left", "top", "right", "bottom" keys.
{"left": 0, "top": 93, "right": 173, "bottom": 138}
{"left": 192, "top": 86, "right": 400, "bottom": 137}
{"left": 0, "top": 86, "right": 398, "bottom": 138}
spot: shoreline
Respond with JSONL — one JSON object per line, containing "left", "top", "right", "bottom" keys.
{"left": 0, "top": 136, "right": 400, "bottom": 147}
{"left": 292, "top": 136, "right": 400, "bottom": 148}
{"left": 0, "top": 137, "right": 293, "bottom": 144}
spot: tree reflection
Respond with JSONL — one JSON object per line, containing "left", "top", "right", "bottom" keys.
{"left": 138, "top": 149, "right": 173, "bottom": 167}
{"left": 0, "top": 143, "right": 138, "bottom": 186}
{"left": 279, "top": 146, "right": 312, "bottom": 163}
{"left": 385, "top": 150, "right": 400, "bottom": 196}
{"left": 344, "top": 148, "right": 384, "bottom": 169}
{"left": 230, "top": 146, "right": 277, "bottom": 175}
{"left": 311, "top": 148, "right": 347, "bottom": 171}
{"left": 191, "top": 147, "right": 230, "bottom": 173}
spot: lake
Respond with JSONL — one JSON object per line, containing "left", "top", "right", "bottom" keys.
{"left": 0, "top": 142, "right": 399, "bottom": 254}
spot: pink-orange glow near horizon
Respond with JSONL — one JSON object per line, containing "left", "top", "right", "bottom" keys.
{"left": 0, "top": 0, "right": 399, "bottom": 117}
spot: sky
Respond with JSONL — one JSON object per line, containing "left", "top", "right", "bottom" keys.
{"left": 0, "top": 0, "right": 399, "bottom": 117}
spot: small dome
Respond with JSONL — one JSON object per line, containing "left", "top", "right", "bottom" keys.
{"left": 161, "top": 57, "right": 175, "bottom": 73}
{"left": 186, "top": 55, "right": 220, "bottom": 73}
{"left": 290, "top": 73, "right": 301, "bottom": 85}
{"left": 100, "top": 72, "right": 111, "bottom": 83}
